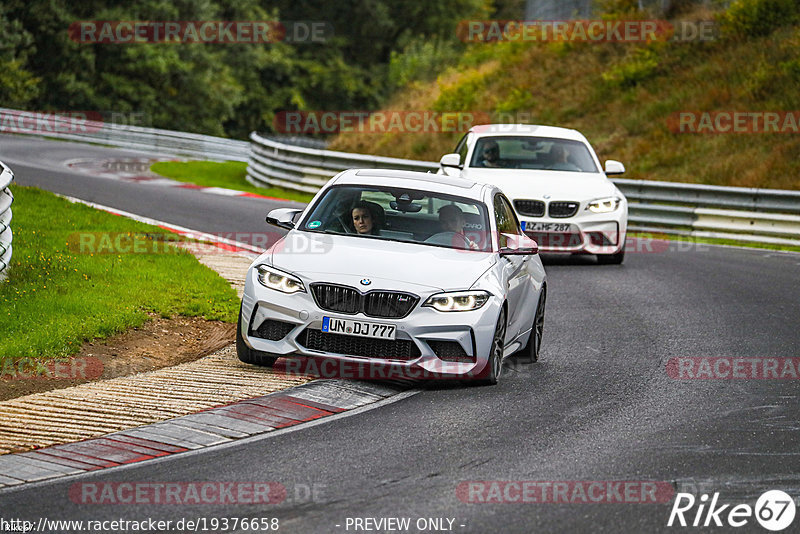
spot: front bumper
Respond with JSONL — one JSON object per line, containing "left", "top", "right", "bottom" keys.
{"left": 240, "top": 270, "right": 502, "bottom": 380}
{"left": 519, "top": 212, "right": 627, "bottom": 254}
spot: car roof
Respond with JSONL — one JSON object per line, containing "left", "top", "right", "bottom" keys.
{"left": 332, "top": 168, "right": 493, "bottom": 200}
{"left": 469, "top": 123, "right": 588, "bottom": 143}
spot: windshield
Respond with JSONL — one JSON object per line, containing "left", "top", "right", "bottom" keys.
{"left": 300, "top": 185, "right": 491, "bottom": 251}
{"left": 469, "top": 136, "right": 599, "bottom": 173}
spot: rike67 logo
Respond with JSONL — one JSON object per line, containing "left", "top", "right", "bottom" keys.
{"left": 668, "top": 490, "right": 796, "bottom": 531}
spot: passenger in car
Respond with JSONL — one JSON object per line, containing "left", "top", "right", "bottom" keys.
{"left": 438, "top": 205, "right": 480, "bottom": 249}
{"left": 548, "top": 145, "right": 581, "bottom": 171}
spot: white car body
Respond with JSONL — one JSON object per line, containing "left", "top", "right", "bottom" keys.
{"left": 237, "top": 168, "right": 547, "bottom": 383}
{"left": 440, "top": 124, "right": 628, "bottom": 263}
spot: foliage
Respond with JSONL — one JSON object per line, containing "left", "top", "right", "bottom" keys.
{"left": 0, "top": 0, "right": 489, "bottom": 138}
{"left": 433, "top": 69, "right": 494, "bottom": 112}
{"left": 601, "top": 46, "right": 662, "bottom": 88}
{"left": 594, "top": 0, "right": 642, "bottom": 17}
{"left": 719, "top": 0, "right": 800, "bottom": 38}
{"left": 0, "top": 6, "right": 39, "bottom": 107}
{"left": 388, "top": 38, "right": 463, "bottom": 91}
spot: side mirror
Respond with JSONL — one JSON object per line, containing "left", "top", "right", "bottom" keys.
{"left": 500, "top": 233, "right": 538, "bottom": 256}
{"left": 604, "top": 160, "right": 625, "bottom": 176}
{"left": 266, "top": 208, "right": 303, "bottom": 230}
{"left": 439, "top": 153, "right": 462, "bottom": 169}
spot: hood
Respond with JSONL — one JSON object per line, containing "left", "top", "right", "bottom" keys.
{"left": 268, "top": 232, "right": 495, "bottom": 293}
{"left": 463, "top": 169, "right": 621, "bottom": 202}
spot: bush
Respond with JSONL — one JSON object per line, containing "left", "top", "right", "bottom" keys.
{"left": 496, "top": 87, "right": 536, "bottom": 114}
{"left": 594, "top": 0, "right": 642, "bottom": 18}
{"left": 601, "top": 46, "right": 661, "bottom": 88}
{"left": 720, "top": 0, "right": 800, "bottom": 38}
{"left": 433, "top": 69, "right": 492, "bottom": 111}
{"left": 388, "top": 38, "right": 462, "bottom": 90}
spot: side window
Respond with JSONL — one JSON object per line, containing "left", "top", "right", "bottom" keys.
{"left": 501, "top": 196, "right": 522, "bottom": 234}
{"left": 454, "top": 132, "right": 472, "bottom": 166}
{"left": 494, "top": 194, "right": 520, "bottom": 248}
{"left": 494, "top": 195, "right": 519, "bottom": 234}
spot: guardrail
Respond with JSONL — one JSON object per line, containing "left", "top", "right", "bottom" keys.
{"left": 247, "top": 132, "right": 437, "bottom": 193}
{"left": 0, "top": 161, "right": 14, "bottom": 280}
{"left": 247, "top": 133, "right": 800, "bottom": 247}
{"left": 0, "top": 107, "right": 249, "bottom": 162}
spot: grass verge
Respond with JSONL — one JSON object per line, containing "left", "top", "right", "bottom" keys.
{"left": 0, "top": 185, "right": 240, "bottom": 367}
{"left": 150, "top": 160, "right": 315, "bottom": 203}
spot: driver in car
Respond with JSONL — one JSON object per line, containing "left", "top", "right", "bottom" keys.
{"left": 479, "top": 141, "right": 504, "bottom": 168}
{"left": 351, "top": 201, "right": 382, "bottom": 235}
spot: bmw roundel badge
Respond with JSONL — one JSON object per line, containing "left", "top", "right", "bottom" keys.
{"left": 360, "top": 279, "right": 372, "bottom": 286}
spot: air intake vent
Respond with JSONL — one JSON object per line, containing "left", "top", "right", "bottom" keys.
{"left": 427, "top": 340, "right": 473, "bottom": 363}
{"left": 254, "top": 320, "right": 296, "bottom": 341}
{"left": 300, "top": 328, "right": 421, "bottom": 360}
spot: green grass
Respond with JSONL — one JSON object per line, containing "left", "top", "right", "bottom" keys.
{"left": 0, "top": 185, "right": 240, "bottom": 369}
{"left": 630, "top": 231, "right": 800, "bottom": 253}
{"left": 150, "top": 161, "right": 314, "bottom": 203}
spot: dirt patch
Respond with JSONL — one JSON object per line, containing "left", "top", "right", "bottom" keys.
{"left": 0, "top": 315, "right": 235, "bottom": 401}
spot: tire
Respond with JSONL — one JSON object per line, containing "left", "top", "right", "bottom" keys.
{"left": 475, "top": 309, "right": 507, "bottom": 386}
{"left": 597, "top": 244, "right": 625, "bottom": 265}
{"left": 236, "top": 305, "right": 278, "bottom": 367}
{"left": 519, "top": 287, "right": 546, "bottom": 363}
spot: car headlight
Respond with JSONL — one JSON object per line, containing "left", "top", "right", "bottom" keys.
{"left": 586, "top": 196, "right": 621, "bottom": 213}
{"left": 423, "top": 291, "right": 491, "bottom": 312}
{"left": 256, "top": 265, "right": 305, "bottom": 294}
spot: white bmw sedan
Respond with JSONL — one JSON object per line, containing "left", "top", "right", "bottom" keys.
{"left": 440, "top": 124, "right": 628, "bottom": 264}
{"left": 237, "top": 169, "right": 546, "bottom": 384}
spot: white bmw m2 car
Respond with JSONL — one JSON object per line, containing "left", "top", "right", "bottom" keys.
{"left": 237, "top": 169, "right": 546, "bottom": 384}
{"left": 439, "top": 124, "right": 628, "bottom": 264}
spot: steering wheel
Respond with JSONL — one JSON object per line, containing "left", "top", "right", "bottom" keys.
{"left": 336, "top": 214, "right": 354, "bottom": 234}
{"left": 424, "top": 232, "right": 472, "bottom": 249}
